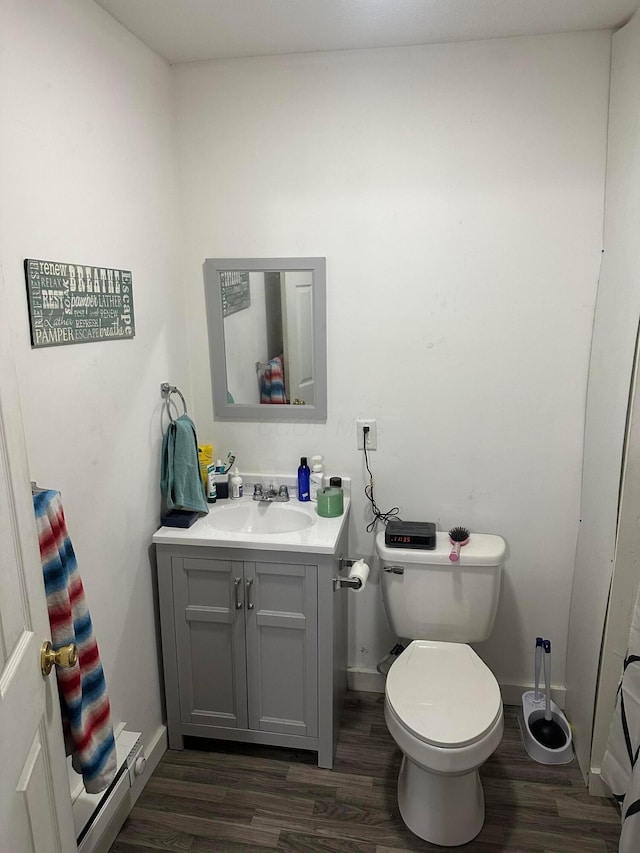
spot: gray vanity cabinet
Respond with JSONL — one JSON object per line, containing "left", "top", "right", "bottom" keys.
{"left": 155, "top": 539, "right": 347, "bottom": 768}
{"left": 172, "top": 556, "right": 249, "bottom": 731}
{"left": 245, "top": 561, "right": 318, "bottom": 738}
{"left": 171, "top": 555, "right": 317, "bottom": 737}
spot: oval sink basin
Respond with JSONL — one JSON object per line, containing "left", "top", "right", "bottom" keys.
{"left": 207, "top": 502, "right": 315, "bottom": 535}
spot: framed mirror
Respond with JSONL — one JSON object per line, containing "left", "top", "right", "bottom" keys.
{"left": 203, "top": 257, "right": 327, "bottom": 421}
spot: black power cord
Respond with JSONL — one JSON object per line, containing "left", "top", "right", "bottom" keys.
{"left": 362, "top": 426, "right": 400, "bottom": 532}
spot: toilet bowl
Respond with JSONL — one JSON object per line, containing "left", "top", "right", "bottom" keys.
{"left": 384, "top": 640, "right": 504, "bottom": 847}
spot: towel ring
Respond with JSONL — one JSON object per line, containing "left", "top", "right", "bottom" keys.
{"left": 161, "top": 383, "right": 188, "bottom": 423}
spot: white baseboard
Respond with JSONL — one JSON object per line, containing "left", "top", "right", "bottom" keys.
{"left": 588, "top": 767, "right": 614, "bottom": 798}
{"left": 347, "top": 667, "right": 567, "bottom": 710}
{"left": 129, "top": 723, "right": 167, "bottom": 803}
{"left": 348, "top": 667, "right": 386, "bottom": 693}
{"left": 91, "top": 724, "right": 167, "bottom": 853}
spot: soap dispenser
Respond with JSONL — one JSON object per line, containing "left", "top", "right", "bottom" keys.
{"left": 310, "top": 456, "right": 324, "bottom": 502}
{"left": 317, "top": 477, "right": 344, "bottom": 517}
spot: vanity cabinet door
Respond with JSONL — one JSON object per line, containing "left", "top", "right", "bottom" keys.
{"left": 173, "top": 556, "right": 248, "bottom": 730}
{"left": 245, "top": 561, "right": 318, "bottom": 738}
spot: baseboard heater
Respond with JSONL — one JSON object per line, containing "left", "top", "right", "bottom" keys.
{"left": 68, "top": 727, "right": 146, "bottom": 853}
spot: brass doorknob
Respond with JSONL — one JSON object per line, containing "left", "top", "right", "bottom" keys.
{"left": 41, "top": 641, "right": 78, "bottom": 677}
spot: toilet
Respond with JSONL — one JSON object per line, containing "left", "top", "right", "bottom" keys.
{"left": 376, "top": 530, "right": 506, "bottom": 847}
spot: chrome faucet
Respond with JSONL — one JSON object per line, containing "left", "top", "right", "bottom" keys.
{"left": 253, "top": 483, "right": 289, "bottom": 502}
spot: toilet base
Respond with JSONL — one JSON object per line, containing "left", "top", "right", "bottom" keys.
{"left": 397, "top": 754, "right": 485, "bottom": 847}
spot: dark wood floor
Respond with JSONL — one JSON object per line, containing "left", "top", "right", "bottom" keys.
{"left": 110, "top": 691, "right": 621, "bottom": 852}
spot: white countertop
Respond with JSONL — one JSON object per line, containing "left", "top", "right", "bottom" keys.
{"left": 153, "top": 493, "right": 350, "bottom": 554}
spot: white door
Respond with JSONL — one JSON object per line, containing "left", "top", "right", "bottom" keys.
{"left": 0, "top": 276, "right": 76, "bottom": 852}
{"left": 281, "top": 271, "right": 315, "bottom": 406}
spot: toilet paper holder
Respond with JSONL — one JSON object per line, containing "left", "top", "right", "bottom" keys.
{"left": 334, "top": 557, "right": 366, "bottom": 590}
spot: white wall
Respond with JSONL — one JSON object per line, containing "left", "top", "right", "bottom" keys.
{"left": 566, "top": 8, "right": 640, "bottom": 780}
{"left": 0, "top": 0, "right": 184, "bottom": 754}
{"left": 174, "top": 32, "right": 612, "bottom": 696}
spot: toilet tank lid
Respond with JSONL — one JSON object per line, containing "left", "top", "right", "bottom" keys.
{"left": 376, "top": 530, "right": 506, "bottom": 566}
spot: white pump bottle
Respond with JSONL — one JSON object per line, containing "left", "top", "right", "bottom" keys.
{"left": 310, "top": 456, "right": 324, "bottom": 502}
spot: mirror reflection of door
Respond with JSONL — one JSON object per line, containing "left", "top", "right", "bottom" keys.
{"left": 282, "top": 271, "right": 314, "bottom": 406}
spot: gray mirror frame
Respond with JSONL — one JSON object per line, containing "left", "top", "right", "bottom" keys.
{"left": 203, "top": 257, "right": 327, "bottom": 422}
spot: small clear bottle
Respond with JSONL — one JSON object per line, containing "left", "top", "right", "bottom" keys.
{"left": 309, "top": 456, "right": 324, "bottom": 502}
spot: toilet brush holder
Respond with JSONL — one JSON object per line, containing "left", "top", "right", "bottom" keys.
{"left": 520, "top": 691, "right": 574, "bottom": 765}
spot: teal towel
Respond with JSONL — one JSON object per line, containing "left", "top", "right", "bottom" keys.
{"left": 160, "top": 414, "right": 208, "bottom": 514}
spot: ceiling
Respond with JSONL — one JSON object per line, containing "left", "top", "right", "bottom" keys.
{"left": 94, "top": 0, "right": 640, "bottom": 64}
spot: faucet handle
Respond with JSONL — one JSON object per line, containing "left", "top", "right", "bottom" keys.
{"left": 278, "top": 485, "right": 289, "bottom": 500}
{"left": 253, "top": 483, "right": 264, "bottom": 497}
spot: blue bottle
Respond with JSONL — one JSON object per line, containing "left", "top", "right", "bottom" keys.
{"left": 297, "top": 456, "right": 310, "bottom": 502}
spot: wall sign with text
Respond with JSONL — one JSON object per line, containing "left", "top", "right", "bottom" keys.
{"left": 220, "top": 270, "right": 250, "bottom": 318}
{"left": 24, "top": 258, "right": 135, "bottom": 348}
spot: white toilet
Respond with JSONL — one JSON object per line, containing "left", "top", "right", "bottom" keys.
{"left": 376, "top": 530, "right": 506, "bottom": 847}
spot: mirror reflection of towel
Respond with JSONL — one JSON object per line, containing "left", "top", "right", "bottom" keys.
{"left": 260, "top": 356, "right": 287, "bottom": 404}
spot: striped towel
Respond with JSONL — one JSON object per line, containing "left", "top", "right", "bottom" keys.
{"left": 34, "top": 490, "right": 116, "bottom": 794}
{"left": 260, "top": 355, "right": 287, "bottom": 404}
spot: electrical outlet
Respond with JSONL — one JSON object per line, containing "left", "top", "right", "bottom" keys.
{"left": 356, "top": 419, "right": 377, "bottom": 451}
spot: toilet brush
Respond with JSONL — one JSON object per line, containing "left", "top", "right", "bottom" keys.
{"left": 530, "top": 640, "right": 567, "bottom": 749}
{"left": 534, "top": 636, "right": 543, "bottom": 701}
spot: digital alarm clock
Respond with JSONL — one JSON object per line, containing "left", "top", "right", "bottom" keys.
{"left": 385, "top": 520, "right": 436, "bottom": 550}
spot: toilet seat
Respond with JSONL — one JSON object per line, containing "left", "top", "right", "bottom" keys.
{"left": 386, "top": 640, "right": 502, "bottom": 749}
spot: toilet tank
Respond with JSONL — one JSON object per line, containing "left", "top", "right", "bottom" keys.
{"left": 376, "top": 531, "right": 506, "bottom": 643}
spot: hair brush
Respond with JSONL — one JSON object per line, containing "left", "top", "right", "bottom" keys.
{"left": 449, "top": 526, "right": 470, "bottom": 562}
